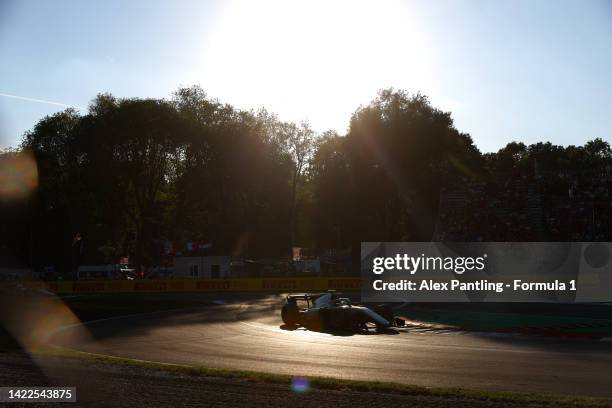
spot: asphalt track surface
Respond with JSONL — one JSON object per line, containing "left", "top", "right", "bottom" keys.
{"left": 0, "top": 353, "right": 547, "bottom": 408}
{"left": 51, "top": 294, "right": 612, "bottom": 398}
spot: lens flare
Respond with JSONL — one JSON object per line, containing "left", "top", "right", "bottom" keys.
{"left": 0, "top": 286, "right": 94, "bottom": 390}
{"left": 290, "top": 376, "right": 310, "bottom": 393}
{"left": 0, "top": 151, "right": 38, "bottom": 200}
{"left": 0, "top": 287, "right": 91, "bottom": 353}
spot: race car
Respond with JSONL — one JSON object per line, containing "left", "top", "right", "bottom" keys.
{"left": 281, "top": 291, "right": 405, "bottom": 332}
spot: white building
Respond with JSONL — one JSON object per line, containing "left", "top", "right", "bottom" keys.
{"left": 174, "top": 256, "right": 230, "bottom": 279}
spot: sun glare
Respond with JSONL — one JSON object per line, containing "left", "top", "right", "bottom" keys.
{"left": 201, "top": 0, "right": 432, "bottom": 132}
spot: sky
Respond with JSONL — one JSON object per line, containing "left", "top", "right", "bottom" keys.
{"left": 1, "top": 0, "right": 611, "bottom": 152}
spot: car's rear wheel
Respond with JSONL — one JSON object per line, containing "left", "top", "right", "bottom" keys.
{"left": 281, "top": 303, "right": 299, "bottom": 326}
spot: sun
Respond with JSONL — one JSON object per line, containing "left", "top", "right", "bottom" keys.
{"left": 200, "top": 0, "right": 433, "bottom": 133}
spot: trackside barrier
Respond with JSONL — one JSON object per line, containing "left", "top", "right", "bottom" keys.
{"left": 0, "top": 278, "right": 361, "bottom": 294}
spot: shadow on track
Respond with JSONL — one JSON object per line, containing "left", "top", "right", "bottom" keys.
{"left": 49, "top": 293, "right": 287, "bottom": 346}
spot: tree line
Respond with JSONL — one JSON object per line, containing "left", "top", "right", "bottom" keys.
{"left": 0, "top": 86, "right": 610, "bottom": 275}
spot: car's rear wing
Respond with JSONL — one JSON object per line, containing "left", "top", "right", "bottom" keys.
{"left": 286, "top": 294, "right": 312, "bottom": 300}
{"left": 285, "top": 294, "right": 313, "bottom": 308}
{"left": 286, "top": 291, "right": 346, "bottom": 308}
{"left": 286, "top": 291, "right": 341, "bottom": 300}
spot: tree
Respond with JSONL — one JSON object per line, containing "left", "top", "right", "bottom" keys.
{"left": 276, "top": 121, "right": 315, "bottom": 255}
{"left": 345, "top": 89, "right": 482, "bottom": 242}
{"left": 18, "top": 85, "right": 609, "bottom": 275}
{"left": 309, "top": 131, "right": 352, "bottom": 249}
{"left": 172, "top": 86, "right": 293, "bottom": 258}
{"left": 19, "top": 109, "right": 86, "bottom": 273}
{"left": 81, "top": 96, "right": 190, "bottom": 271}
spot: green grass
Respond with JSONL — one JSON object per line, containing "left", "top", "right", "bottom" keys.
{"left": 38, "top": 346, "right": 612, "bottom": 407}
